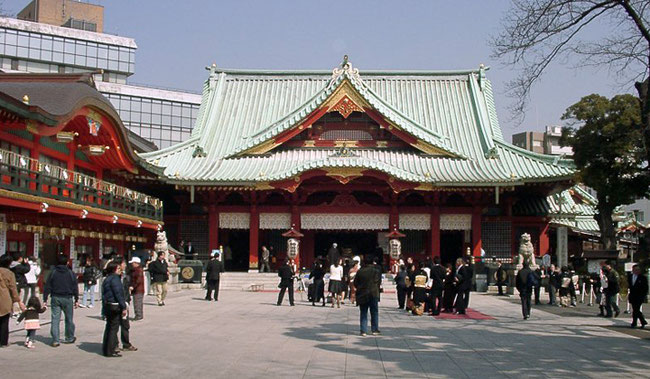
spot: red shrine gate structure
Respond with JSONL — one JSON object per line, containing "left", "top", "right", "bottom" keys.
{"left": 143, "top": 58, "right": 575, "bottom": 271}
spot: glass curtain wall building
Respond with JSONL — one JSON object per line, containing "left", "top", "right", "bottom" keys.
{"left": 0, "top": 17, "right": 200, "bottom": 150}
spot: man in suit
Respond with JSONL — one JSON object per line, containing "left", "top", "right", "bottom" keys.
{"left": 429, "top": 256, "right": 445, "bottom": 315}
{"left": 205, "top": 251, "right": 225, "bottom": 301}
{"left": 454, "top": 258, "right": 470, "bottom": 315}
{"left": 604, "top": 265, "right": 620, "bottom": 318}
{"left": 185, "top": 240, "right": 196, "bottom": 260}
{"left": 394, "top": 265, "right": 407, "bottom": 310}
{"left": 277, "top": 259, "right": 295, "bottom": 306}
{"left": 463, "top": 257, "right": 473, "bottom": 309}
{"left": 516, "top": 262, "right": 534, "bottom": 320}
{"left": 628, "top": 264, "right": 648, "bottom": 328}
{"left": 354, "top": 255, "right": 381, "bottom": 336}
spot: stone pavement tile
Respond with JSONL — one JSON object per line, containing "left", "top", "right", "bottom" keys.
{"left": 3, "top": 290, "right": 650, "bottom": 379}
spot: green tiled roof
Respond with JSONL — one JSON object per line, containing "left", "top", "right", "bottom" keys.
{"left": 141, "top": 60, "right": 575, "bottom": 186}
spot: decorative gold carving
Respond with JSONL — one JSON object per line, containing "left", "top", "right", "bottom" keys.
{"left": 323, "top": 81, "right": 370, "bottom": 110}
{"left": 253, "top": 182, "right": 274, "bottom": 191}
{"left": 86, "top": 110, "right": 103, "bottom": 124}
{"left": 330, "top": 95, "right": 363, "bottom": 119}
{"left": 303, "top": 140, "right": 315, "bottom": 148}
{"left": 25, "top": 120, "right": 39, "bottom": 134}
{"left": 376, "top": 141, "right": 387, "bottom": 148}
{"left": 324, "top": 167, "right": 365, "bottom": 178}
{"left": 244, "top": 139, "right": 280, "bottom": 155}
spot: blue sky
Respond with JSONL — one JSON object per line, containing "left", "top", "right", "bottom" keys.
{"left": 6, "top": 0, "right": 630, "bottom": 140}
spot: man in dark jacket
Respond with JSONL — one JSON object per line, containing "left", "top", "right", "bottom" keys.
{"left": 129, "top": 257, "right": 145, "bottom": 321}
{"left": 205, "top": 251, "right": 225, "bottom": 301}
{"left": 355, "top": 255, "right": 381, "bottom": 336}
{"left": 604, "top": 265, "right": 620, "bottom": 318}
{"left": 101, "top": 261, "right": 127, "bottom": 357}
{"left": 43, "top": 254, "right": 78, "bottom": 346}
{"left": 276, "top": 259, "right": 295, "bottom": 306}
{"left": 10, "top": 253, "right": 29, "bottom": 311}
{"left": 454, "top": 258, "right": 470, "bottom": 315}
{"left": 114, "top": 257, "right": 136, "bottom": 352}
{"left": 148, "top": 251, "right": 169, "bottom": 306}
{"left": 309, "top": 260, "right": 326, "bottom": 306}
{"left": 394, "top": 265, "right": 407, "bottom": 310}
{"left": 495, "top": 261, "right": 507, "bottom": 296}
{"left": 532, "top": 267, "right": 543, "bottom": 305}
{"left": 429, "top": 257, "right": 446, "bottom": 315}
{"left": 628, "top": 264, "right": 648, "bottom": 328}
{"left": 547, "top": 265, "right": 559, "bottom": 305}
{"left": 516, "top": 263, "right": 534, "bottom": 320}
{"left": 327, "top": 243, "right": 340, "bottom": 267}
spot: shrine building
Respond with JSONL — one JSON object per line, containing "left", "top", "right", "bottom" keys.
{"left": 142, "top": 58, "right": 575, "bottom": 271}
{"left": 0, "top": 72, "right": 163, "bottom": 271}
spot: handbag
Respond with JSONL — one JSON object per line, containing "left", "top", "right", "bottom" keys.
{"left": 406, "top": 298, "right": 415, "bottom": 311}
{"left": 414, "top": 304, "right": 424, "bottom": 316}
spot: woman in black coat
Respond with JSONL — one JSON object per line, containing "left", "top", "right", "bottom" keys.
{"left": 101, "top": 261, "right": 127, "bottom": 357}
{"left": 309, "top": 260, "right": 326, "bottom": 307}
{"left": 442, "top": 264, "right": 456, "bottom": 313}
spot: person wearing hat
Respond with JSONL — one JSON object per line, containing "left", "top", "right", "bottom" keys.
{"left": 205, "top": 251, "right": 225, "bottom": 301}
{"left": 129, "top": 257, "right": 145, "bottom": 321}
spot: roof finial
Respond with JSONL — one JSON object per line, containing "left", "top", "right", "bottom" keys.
{"left": 342, "top": 55, "right": 349, "bottom": 68}
{"left": 478, "top": 63, "right": 486, "bottom": 91}
{"left": 22, "top": 95, "right": 29, "bottom": 105}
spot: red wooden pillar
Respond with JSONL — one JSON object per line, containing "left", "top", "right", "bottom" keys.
{"left": 29, "top": 136, "right": 40, "bottom": 191}
{"left": 249, "top": 197, "right": 259, "bottom": 272}
{"left": 208, "top": 203, "right": 219, "bottom": 254}
{"left": 539, "top": 222, "right": 550, "bottom": 256}
{"left": 471, "top": 206, "right": 482, "bottom": 257}
{"left": 430, "top": 205, "right": 440, "bottom": 257}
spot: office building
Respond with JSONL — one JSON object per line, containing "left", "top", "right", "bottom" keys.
{"left": 1, "top": 1, "right": 201, "bottom": 150}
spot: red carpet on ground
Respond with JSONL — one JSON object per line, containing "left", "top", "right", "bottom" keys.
{"left": 434, "top": 308, "right": 494, "bottom": 320}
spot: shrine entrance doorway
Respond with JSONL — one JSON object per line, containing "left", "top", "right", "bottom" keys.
{"left": 440, "top": 231, "right": 463, "bottom": 266}
{"left": 314, "top": 231, "right": 378, "bottom": 263}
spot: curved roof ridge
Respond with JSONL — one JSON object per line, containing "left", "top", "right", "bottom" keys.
{"left": 494, "top": 140, "right": 574, "bottom": 168}
{"left": 213, "top": 68, "right": 483, "bottom": 76}
{"left": 139, "top": 135, "right": 200, "bottom": 160}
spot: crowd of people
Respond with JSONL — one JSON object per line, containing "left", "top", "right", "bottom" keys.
{"left": 1, "top": 245, "right": 648, "bottom": 355}
{"left": 0, "top": 249, "right": 170, "bottom": 357}
{"left": 394, "top": 256, "right": 473, "bottom": 316}
{"left": 514, "top": 261, "right": 648, "bottom": 327}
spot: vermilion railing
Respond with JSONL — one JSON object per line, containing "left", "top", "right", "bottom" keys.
{"left": 0, "top": 148, "right": 163, "bottom": 221}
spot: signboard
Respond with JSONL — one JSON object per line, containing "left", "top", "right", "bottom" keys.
{"left": 70, "top": 236, "right": 76, "bottom": 271}
{"left": 624, "top": 262, "right": 635, "bottom": 272}
{"left": 556, "top": 227, "right": 568, "bottom": 268}
{"left": 0, "top": 214, "right": 5, "bottom": 256}
{"left": 99, "top": 238, "right": 103, "bottom": 258}
{"left": 542, "top": 254, "right": 551, "bottom": 267}
{"left": 33, "top": 233, "right": 39, "bottom": 259}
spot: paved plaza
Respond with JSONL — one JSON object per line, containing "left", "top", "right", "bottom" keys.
{"left": 3, "top": 290, "right": 650, "bottom": 378}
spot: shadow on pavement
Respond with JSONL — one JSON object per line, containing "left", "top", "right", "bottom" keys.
{"left": 282, "top": 311, "right": 650, "bottom": 377}
{"left": 78, "top": 341, "right": 103, "bottom": 355}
